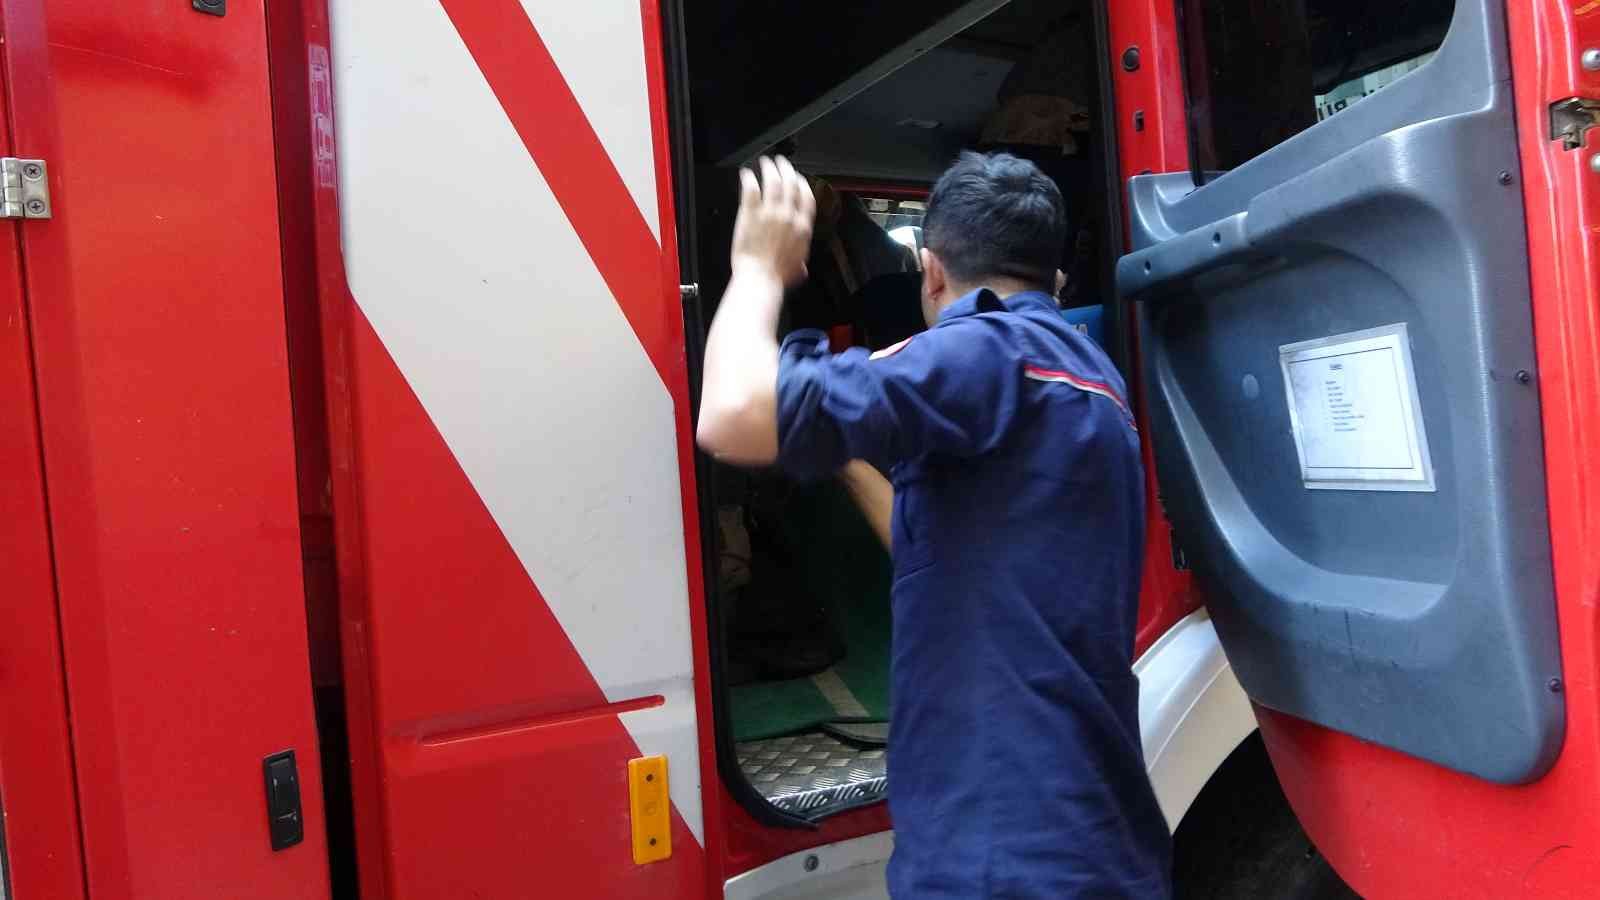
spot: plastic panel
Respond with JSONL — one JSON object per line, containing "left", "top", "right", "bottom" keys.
{"left": 1117, "top": 0, "right": 1562, "bottom": 783}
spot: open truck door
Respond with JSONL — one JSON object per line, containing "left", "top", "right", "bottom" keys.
{"left": 1118, "top": 0, "right": 1600, "bottom": 894}
{"left": 307, "top": 1, "right": 711, "bottom": 896}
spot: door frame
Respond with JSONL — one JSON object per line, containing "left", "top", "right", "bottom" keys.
{"left": 0, "top": 6, "right": 85, "bottom": 893}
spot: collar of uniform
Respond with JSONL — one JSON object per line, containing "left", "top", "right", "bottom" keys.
{"left": 1000, "top": 291, "right": 1060, "bottom": 316}
{"left": 938, "top": 288, "right": 1057, "bottom": 322}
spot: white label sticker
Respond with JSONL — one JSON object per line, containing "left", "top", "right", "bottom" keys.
{"left": 1279, "top": 323, "right": 1435, "bottom": 492}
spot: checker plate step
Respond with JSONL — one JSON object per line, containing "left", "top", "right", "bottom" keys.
{"left": 736, "top": 731, "right": 888, "bottom": 818}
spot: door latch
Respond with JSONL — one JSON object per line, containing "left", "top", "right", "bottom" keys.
{"left": 1, "top": 158, "right": 50, "bottom": 219}
{"left": 1550, "top": 98, "right": 1600, "bottom": 151}
{"left": 262, "top": 750, "right": 304, "bottom": 851}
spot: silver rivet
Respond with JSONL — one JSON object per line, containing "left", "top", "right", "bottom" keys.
{"left": 1584, "top": 48, "right": 1600, "bottom": 71}
{"left": 1591, "top": 153, "right": 1600, "bottom": 174}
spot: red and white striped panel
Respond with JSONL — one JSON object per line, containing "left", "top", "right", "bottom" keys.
{"left": 331, "top": 0, "right": 702, "bottom": 856}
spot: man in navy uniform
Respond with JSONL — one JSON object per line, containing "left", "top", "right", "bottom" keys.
{"left": 696, "top": 151, "right": 1170, "bottom": 898}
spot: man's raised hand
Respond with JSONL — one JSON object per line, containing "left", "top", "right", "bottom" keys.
{"left": 730, "top": 156, "right": 816, "bottom": 289}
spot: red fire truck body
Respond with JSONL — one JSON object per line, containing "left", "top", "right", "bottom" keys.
{"left": 2, "top": 0, "right": 1599, "bottom": 897}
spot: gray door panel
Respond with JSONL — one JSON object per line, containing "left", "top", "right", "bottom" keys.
{"left": 1118, "top": 0, "right": 1562, "bottom": 783}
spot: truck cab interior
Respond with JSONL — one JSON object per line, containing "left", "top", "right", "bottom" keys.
{"left": 674, "top": 0, "right": 1123, "bottom": 823}
{"left": 674, "top": 0, "right": 1474, "bottom": 831}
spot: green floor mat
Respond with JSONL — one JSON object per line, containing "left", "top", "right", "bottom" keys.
{"left": 730, "top": 481, "right": 893, "bottom": 743}
{"left": 730, "top": 674, "right": 839, "bottom": 743}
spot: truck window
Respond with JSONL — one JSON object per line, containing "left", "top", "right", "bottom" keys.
{"left": 1179, "top": 0, "right": 1455, "bottom": 179}
{"left": 861, "top": 196, "right": 926, "bottom": 256}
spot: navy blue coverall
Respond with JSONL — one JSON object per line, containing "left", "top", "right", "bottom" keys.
{"left": 775, "top": 288, "right": 1172, "bottom": 898}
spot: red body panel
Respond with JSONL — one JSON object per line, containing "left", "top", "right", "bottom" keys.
{"left": 0, "top": 1, "right": 330, "bottom": 897}
{"left": 285, "top": 1, "right": 714, "bottom": 896}
{"left": 339, "top": 309, "right": 702, "bottom": 898}
{"left": 1257, "top": 2, "right": 1600, "bottom": 896}
{"left": 6, "top": 0, "right": 1594, "bottom": 896}
{"left": 0, "top": 44, "right": 86, "bottom": 900}
{"left": 264, "top": 0, "right": 342, "bottom": 695}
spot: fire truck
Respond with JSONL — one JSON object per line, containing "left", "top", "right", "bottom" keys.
{"left": 2, "top": 0, "right": 1597, "bottom": 896}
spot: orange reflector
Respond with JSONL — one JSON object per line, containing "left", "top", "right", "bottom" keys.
{"left": 628, "top": 755, "right": 671, "bottom": 864}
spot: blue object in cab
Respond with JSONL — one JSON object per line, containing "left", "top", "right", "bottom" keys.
{"left": 1061, "top": 303, "right": 1104, "bottom": 348}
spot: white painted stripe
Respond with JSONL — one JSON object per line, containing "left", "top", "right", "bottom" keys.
{"left": 869, "top": 336, "right": 912, "bottom": 360}
{"left": 1024, "top": 369, "right": 1133, "bottom": 421}
{"left": 332, "top": 0, "right": 699, "bottom": 841}
{"left": 810, "top": 668, "right": 871, "bottom": 718}
{"left": 519, "top": 0, "right": 661, "bottom": 241}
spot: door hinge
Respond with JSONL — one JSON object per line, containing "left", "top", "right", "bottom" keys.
{"left": 1, "top": 158, "right": 51, "bottom": 219}
{"left": 1550, "top": 98, "right": 1600, "bottom": 151}
{"left": 679, "top": 283, "right": 700, "bottom": 303}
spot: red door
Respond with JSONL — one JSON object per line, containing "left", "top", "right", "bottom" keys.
{"left": 1262, "top": 2, "right": 1600, "bottom": 892}
{"left": 0, "top": 1, "right": 331, "bottom": 897}
{"left": 301, "top": 0, "right": 713, "bottom": 897}
{"left": 1109, "top": 0, "right": 1600, "bottom": 895}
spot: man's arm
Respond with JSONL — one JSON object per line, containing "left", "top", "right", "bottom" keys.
{"left": 839, "top": 460, "right": 892, "bottom": 550}
{"left": 695, "top": 157, "right": 816, "bottom": 465}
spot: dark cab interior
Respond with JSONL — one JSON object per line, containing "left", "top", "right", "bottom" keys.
{"left": 672, "top": 0, "right": 1120, "bottom": 823}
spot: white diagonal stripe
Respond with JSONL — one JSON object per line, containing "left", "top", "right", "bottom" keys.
{"left": 332, "top": 0, "right": 699, "bottom": 842}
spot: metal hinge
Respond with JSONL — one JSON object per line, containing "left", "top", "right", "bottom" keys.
{"left": 1550, "top": 98, "right": 1600, "bottom": 151}
{"left": 1, "top": 158, "right": 51, "bottom": 219}
{"left": 680, "top": 283, "right": 700, "bottom": 302}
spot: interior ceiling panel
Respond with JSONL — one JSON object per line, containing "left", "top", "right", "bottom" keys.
{"left": 792, "top": 46, "right": 1014, "bottom": 182}
{"left": 686, "top": 0, "right": 1093, "bottom": 180}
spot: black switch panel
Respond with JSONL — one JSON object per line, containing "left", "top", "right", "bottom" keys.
{"left": 262, "top": 750, "right": 304, "bottom": 851}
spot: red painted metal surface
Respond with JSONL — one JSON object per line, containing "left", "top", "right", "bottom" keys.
{"left": 1104, "top": 0, "right": 1204, "bottom": 655}
{"left": 717, "top": 796, "right": 893, "bottom": 883}
{"left": 337, "top": 309, "right": 704, "bottom": 898}
{"left": 297, "top": 0, "right": 712, "bottom": 895}
{"left": 0, "top": 37, "right": 86, "bottom": 899}
{"left": 264, "top": 0, "right": 342, "bottom": 695}
{"left": 826, "top": 180, "right": 933, "bottom": 199}
{"left": 1258, "top": 1, "right": 1600, "bottom": 896}
{"left": 0, "top": 1, "right": 330, "bottom": 897}
{"left": 262, "top": 2, "right": 389, "bottom": 895}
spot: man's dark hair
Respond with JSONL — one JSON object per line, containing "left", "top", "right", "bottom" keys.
{"left": 922, "top": 151, "right": 1067, "bottom": 291}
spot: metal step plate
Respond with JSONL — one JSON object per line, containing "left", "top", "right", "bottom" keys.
{"left": 736, "top": 731, "right": 888, "bottom": 818}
